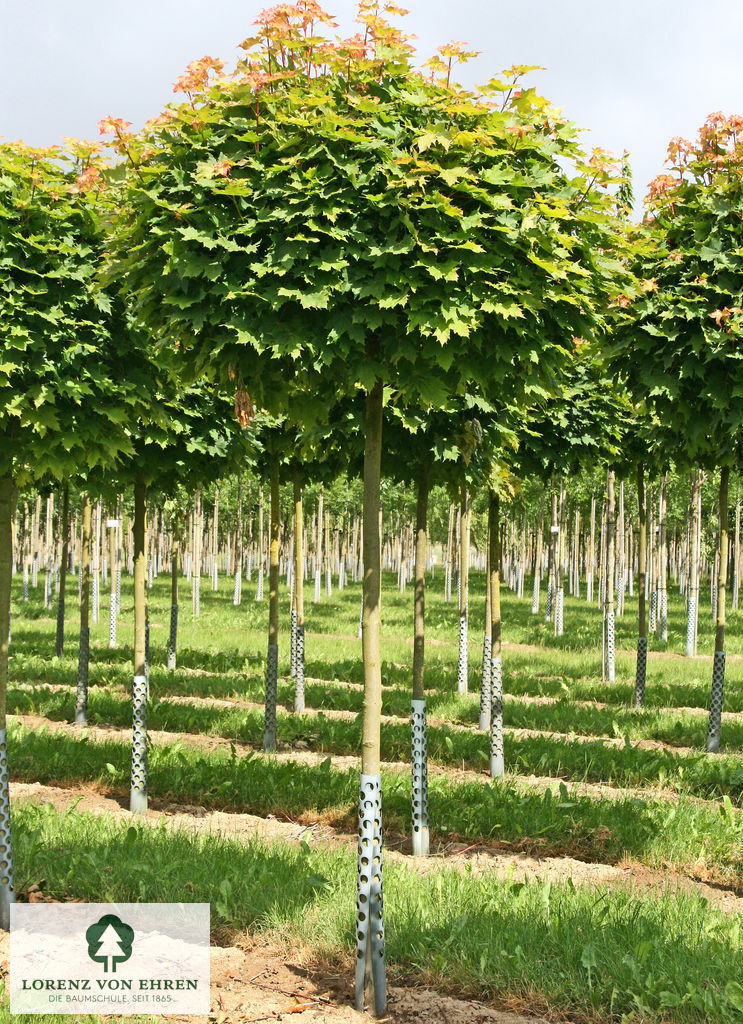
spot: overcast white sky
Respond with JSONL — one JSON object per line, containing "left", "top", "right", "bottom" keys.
{"left": 1, "top": 0, "right": 740, "bottom": 217}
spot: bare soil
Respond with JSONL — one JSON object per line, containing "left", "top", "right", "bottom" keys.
{"left": 0, "top": 924, "right": 546, "bottom": 1024}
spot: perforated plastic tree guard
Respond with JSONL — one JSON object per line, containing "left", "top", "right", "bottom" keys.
{"left": 706, "top": 650, "right": 726, "bottom": 753}
{"left": 410, "top": 700, "right": 429, "bottom": 857}
{"left": 130, "top": 674, "right": 148, "bottom": 813}
{"left": 0, "top": 729, "right": 15, "bottom": 930}
{"left": 490, "top": 656, "right": 504, "bottom": 778}
{"left": 355, "top": 773, "right": 386, "bottom": 1015}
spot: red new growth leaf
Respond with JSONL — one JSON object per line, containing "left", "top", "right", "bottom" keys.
{"left": 97, "top": 117, "right": 132, "bottom": 136}
{"left": 173, "top": 56, "right": 225, "bottom": 95}
{"left": 71, "top": 166, "right": 104, "bottom": 194}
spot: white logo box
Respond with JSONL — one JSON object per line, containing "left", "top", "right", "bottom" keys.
{"left": 10, "top": 903, "right": 210, "bottom": 1015}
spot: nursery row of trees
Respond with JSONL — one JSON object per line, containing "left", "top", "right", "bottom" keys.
{"left": 4, "top": 0, "right": 743, "bottom": 1013}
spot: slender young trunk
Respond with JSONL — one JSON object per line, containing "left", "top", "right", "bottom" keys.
{"left": 257, "top": 485, "right": 265, "bottom": 601}
{"left": 168, "top": 525, "right": 179, "bottom": 671}
{"left": 212, "top": 487, "right": 219, "bottom": 590}
{"left": 587, "top": 493, "right": 596, "bottom": 602}
{"left": 546, "top": 482, "right": 557, "bottom": 622}
{"left": 635, "top": 463, "right": 648, "bottom": 706}
{"left": 356, "top": 379, "right": 386, "bottom": 1016}
{"left": 55, "top": 486, "right": 69, "bottom": 658}
{"left": 658, "top": 474, "right": 668, "bottom": 641}
{"left": 687, "top": 471, "right": 700, "bottom": 657}
{"left": 325, "top": 506, "right": 332, "bottom": 595}
{"left": 707, "top": 466, "right": 730, "bottom": 752}
{"left": 605, "top": 471, "right": 616, "bottom": 682}
{"left": 412, "top": 467, "right": 429, "bottom": 702}
{"left": 411, "top": 463, "right": 430, "bottom": 857}
{"left": 0, "top": 473, "right": 17, "bottom": 927}
{"left": 130, "top": 476, "right": 148, "bottom": 813}
{"left": 456, "top": 487, "right": 470, "bottom": 694}
{"left": 479, "top": 517, "right": 492, "bottom": 732}
{"left": 107, "top": 511, "right": 117, "bottom": 649}
{"left": 573, "top": 506, "right": 581, "bottom": 600}
{"left": 555, "top": 479, "right": 566, "bottom": 636}
{"left": 264, "top": 453, "right": 280, "bottom": 752}
{"left": 192, "top": 488, "right": 202, "bottom": 616}
{"left": 313, "top": 491, "right": 323, "bottom": 603}
{"left": 734, "top": 484, "right": 740, "bottom": 611}
{"left": 234, "top": 474, "right": 243, "bottom": 606}
{"left": 616, "top": 483, "right": 624, "bottom": 616}
{"left": 293, "top": 470, "right": 305, "bottom": 713}
{"left": 444, "top": 503, "right": 454, "bottom": 602}
{"left": 488, "top": 491, "right": 504, "bottom": 778}
{"left": 75, "top": 494, "right": 91, "bottom": 725}
{"left": 531, "top": 492, "right": 544, "bottom": 614}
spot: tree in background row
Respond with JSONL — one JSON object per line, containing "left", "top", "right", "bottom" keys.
{"left": 612, "top": 113, "right": 743, "bottom": 751}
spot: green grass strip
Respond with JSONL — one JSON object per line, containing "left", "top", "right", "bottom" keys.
{"left": 5, "top": 799, "right": 743, "bottom": 1024}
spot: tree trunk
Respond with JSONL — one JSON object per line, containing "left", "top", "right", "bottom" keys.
{"left": 686, "top": 471, "right": 700, "bottom": 657}
{"left": 531, "top": 491, "right": 544, "bottom": 613}
{"left": 411, "top": 463, "right": 429, "bottom": 858}
{"left": 555, "top": 478, "right": 566, "bottom": 636}
{"left": 488, "top": 491, "right": 504, "bottom": 778}
{"left": 0, "top": 473, "right": 17, "bottom": 927}
{"left": 55, "top": 486, "right": 69, "bottom": 658}
{"left": 546, "top": 483, "right": 557, "bottom": 622}
{"left": 293, "top": 470, "right": 305, "bottom": 713}
{"left": 264, "top": 453, "right": 280, "bottom": 751}
{"left": 479, "top": 516, "right": 492, "bottom": 732}
{"left": 356, "top": 379, "right": 386, "bottom": 1016}
{"left": 168, "top": 524, "right": 179, "bottom": 671}
{"left": 707, "top": 465, "right": 730, "bottom": 753}
{"left": 444, "top": 502, "right": 454, "bottom": 602}
{"left": 130, "top": 475, "right": 148, "bottom": 813}
{"left": 325, "top": 506, "right": 332, "bottom": 595}
{"left": 257, "top": 485, "right": 265, "bottom": 601}
{"left": 587, "top": 493, "right": 596, "bottom": 602}
{"left": 456, "top": 487, "right": 470, "bottom": 694}
{"left": 75, "top": 494, "right": 91, "bottom": 725}
{"left": 192, "top": 488, "right": 202, "bottom": 615}
{"left": 108, "top": 511, "right": 117, "bottom": 649}
{"left": 634, "top": 462, "right": 648, "bottom": 706}
{"left": 605, "top": 471, "right": 616, "bottom": 682}
{"left": 734, "top": 484, "right": 740, "bottom": 611}
{"left": 659, "top": 473, "right": 668, "bottom": 641}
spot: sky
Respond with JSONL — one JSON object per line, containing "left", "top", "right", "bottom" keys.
{"left": 1, "top": 0, "right": 741, "bottom": 217}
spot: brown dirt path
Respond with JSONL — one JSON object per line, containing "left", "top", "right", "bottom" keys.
{"left": 0, "top": 924, "right": 545, "bottom": 1024}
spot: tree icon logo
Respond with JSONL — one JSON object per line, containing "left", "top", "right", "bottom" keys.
{"left": 85, "top": 914, "right": 134, "bottom": 973}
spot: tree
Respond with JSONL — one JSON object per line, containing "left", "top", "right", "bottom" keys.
{"left": 0, "top": 140, "right": 153, "bottom": 927}
{"left": 611, "top": 113, "right": 743, "bottom": 751}
{"left": 104, "top": 4, "right": 628, "bottom": 1011}
{"left": 100, "top": 380, "right": 248, "bottom": 812}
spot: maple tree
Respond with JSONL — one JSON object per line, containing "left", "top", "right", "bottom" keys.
{"left": 0, "top": 140, "right": 160, "bottom": 927}
{"left": 96, "top": 381, "right": 247, "bottom": 812}
{"left": 103, "top": 2, "right": 629, "bottom": 1010}
{"left": 611, "top": 112, "right": 743, "bottom": 752}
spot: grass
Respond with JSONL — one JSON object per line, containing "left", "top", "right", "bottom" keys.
{"left": 7, "top": 565, "right": 743, "bottom": 1022}
{"left": 11, "top": 682, "right": 743, "bottom": 808}
{"left": 6, "top": 799, "right": 743, "bottom": 1024}
{"left": 8, "top": 723, "right": 743, "bottom": 891}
